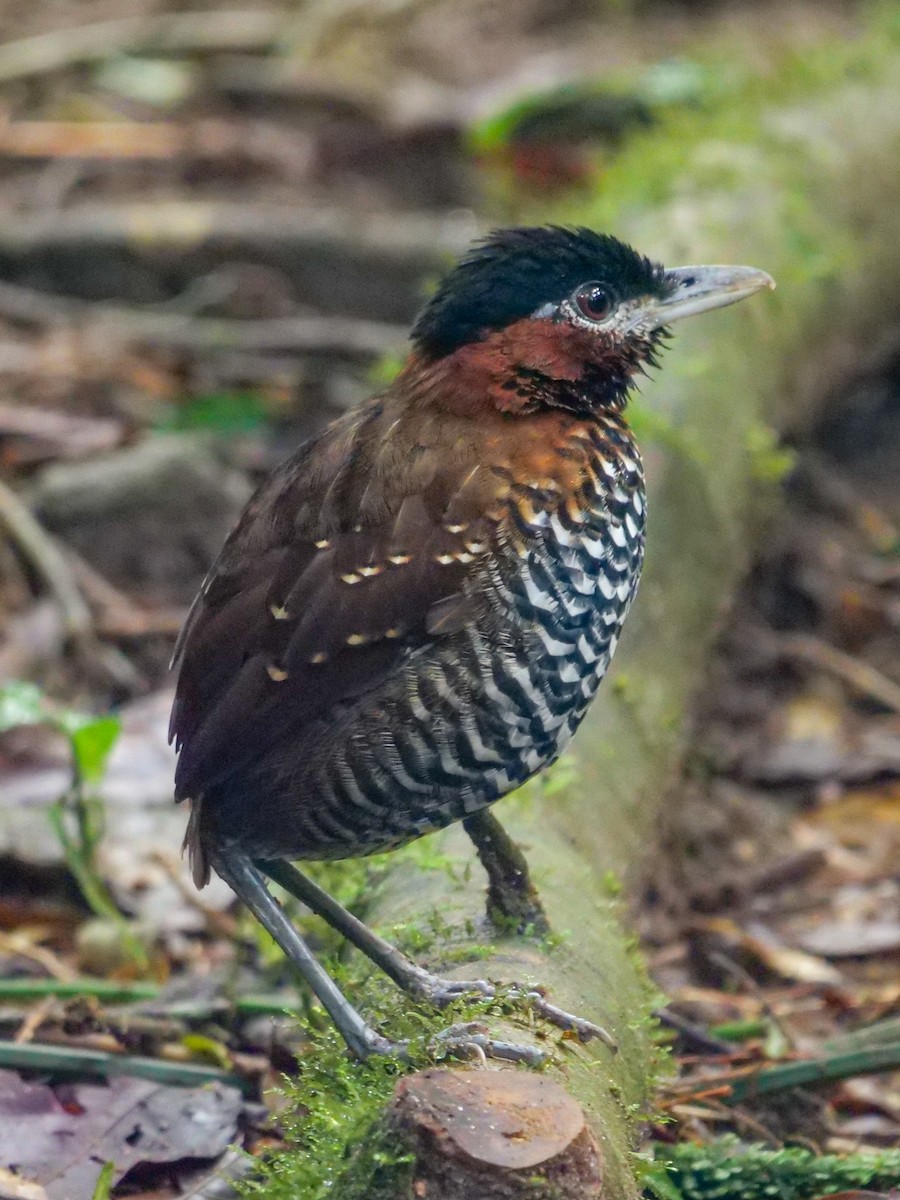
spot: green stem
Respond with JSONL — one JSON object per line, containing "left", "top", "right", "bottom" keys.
{"left": 708, "top": 1019, "right": 767, "bottom": 1043}
{"left": 725, "top": 1042, "right": 900, "bottom": 1104}
{"left": 0, "top": 1037, "right": 252, "bottom": 1092}
{"left": 0, "top": 978, "right": 160, "bottom": 1002}
{"left": 0, "top": 975, "right": 302, "bottom": 1016}
{"left": 49, "top": 794, "right": 149, "bottom": 971}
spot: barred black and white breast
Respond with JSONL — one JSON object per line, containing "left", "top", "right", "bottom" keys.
{"left": 170, "top": 398, "right": 645, "bottom": 880}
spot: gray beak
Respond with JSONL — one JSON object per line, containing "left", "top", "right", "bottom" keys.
{"left": 636, "top": 264, "right": 775, "bottom": 332}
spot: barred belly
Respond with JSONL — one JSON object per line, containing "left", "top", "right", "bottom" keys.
{"left": 234, "top": 422, "right": 648, "bottom": 861}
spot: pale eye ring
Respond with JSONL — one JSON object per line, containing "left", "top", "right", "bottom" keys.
{"left": 572, "top": 281, "right": 615, "bottom": 323}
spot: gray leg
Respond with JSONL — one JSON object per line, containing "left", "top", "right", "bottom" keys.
{"left": 258, "top": 857, "right": 491, "bottom": 1003}
{"left": 258, "top": 858, "right": 615, "bottom": 1051}
{"left": 463, "top": 809, "right": 549, "bottom": 935}
{"left": 214, "top": 847, "right": 397, "bottom": 1059}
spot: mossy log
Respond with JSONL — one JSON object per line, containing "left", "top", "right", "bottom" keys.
{"left": 269, "top": 23, "right": 900, "bottom": 1200}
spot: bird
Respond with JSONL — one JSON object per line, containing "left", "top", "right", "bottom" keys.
{"left": 169, "top": 225, "right": 773, "bottom": 1060}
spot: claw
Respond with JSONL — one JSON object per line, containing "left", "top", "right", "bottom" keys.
{"left": 521, "top": 990, "right": 618, "bottom": 1051}
{"left": 413, "top": 976, "right": 494, "bottom": 1006}
{"left": 430, "top": 1021, "right": 548, "bottom": 1067}
{"left": 410, "top": 971, "right": 617, "bottom": 1054}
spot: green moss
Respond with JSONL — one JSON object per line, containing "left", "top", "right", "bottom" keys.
{"left": 743, "top": 421, "right": 795, "bottom": 485}
{"left": 647, "top": 1137, "right": 900, "bottom": 1200}
{"left": 565, "top": 9, "right": 899, "bottom": 230}
{"left": 243, "top": 14, "right": 899, "bottom": 1199}
{"left": 328, "top": 1115, "right": 416, "bottom": 1200}
{"left": 601, "top": 869, "right": 624, "bottom": 897}
{"left": 237, "top": 1021, "right": 408, "bottom": 1200}
{"left": 238, "top": 962, "right": 590, "bottom": 1199}
{"left": 627, "top": 399, "right": 710, "bottom": 468}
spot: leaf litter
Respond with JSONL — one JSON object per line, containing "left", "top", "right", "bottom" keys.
{"left": 641, "top": 350, "right": 900, "bottom": 1156}
{"left": 0, "top": 0, "right": 894, "bottom": 1194}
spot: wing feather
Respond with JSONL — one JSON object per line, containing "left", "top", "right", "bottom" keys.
{"left": 170, "top": 403, "right": 501, "bottom": 801}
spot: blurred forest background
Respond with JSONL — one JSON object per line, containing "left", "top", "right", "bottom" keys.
{"left": 0, "top": 1, "right": 899, "bottom": 1197}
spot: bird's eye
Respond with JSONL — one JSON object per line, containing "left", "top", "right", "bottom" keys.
{"left": 572, "top": 282, "right": 615, "bottom": 323}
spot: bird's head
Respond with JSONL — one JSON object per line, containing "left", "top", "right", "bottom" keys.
{"left": 409, "top": 226, "right": 773, "bottom": 416}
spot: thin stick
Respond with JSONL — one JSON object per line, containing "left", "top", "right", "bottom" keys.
{"left": 0, "top": 932, "right": 77, "bottom": 984}
{"left": 0, "top": 201, "right": 473, "bottom": 263}
{"left": 0, "top": 1037, "right": 250, "bottom": 1092}
{"left": 14, "top": 997, "right": 55, "bottom": 1046}
{"left": 0, "top": 279, "right": 406, "bottom": 359}
{"left": 0, "top": 11, "right": 287, "bottom": 86}
{"left": 0, "top": 476, "right": 91, "bottom": 641}
{"left": 0, "top": 977, "right": 303, "bottom": 1018}
{"left": 778, "top": 631, "right": 900, "bottom": 714}
{"left": 724, "top": 1041, "right": 900, "bottom": 1104}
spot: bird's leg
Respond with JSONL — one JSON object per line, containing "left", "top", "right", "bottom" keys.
{"left": 258, "top": 858, "right": 616, "bottom": 1051}
{"left": 462, "top": 809, "right": 549, "bottom": 935}
{"left": 247, "top": 856, "right": 549, "bottom": 1064}
{"left": 258, "top": 857, "right": 491, "bottom": 1002}
{"left": 213, "top": 847, "right": 398, "bottom": 1060}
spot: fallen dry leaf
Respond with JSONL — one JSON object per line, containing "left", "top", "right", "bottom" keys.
{"left": 795, "top": 920, "right": 900, "bottom": 959}
{"left": 0, "top": 1069, "right": 243, "bottom": 1198}
{"left": 0, "top": 1166, "right": 47, "bottom": 1200}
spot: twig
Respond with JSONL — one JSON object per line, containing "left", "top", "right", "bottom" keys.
{"left": 0, "top": 200, "right": 475, "bottom": 263}
{"left": 0, "top": 116, "right": 311, "bottom": 171}
{"left": 0, "top": 1037, "right": 251, "bottom": 1093}
{"left": 149, "top": 850, "right": 239, "bottom": 938}
{"left": 799, "top": 452, "right": 898, "bottom": 555}
{"left": 0, "top": 119, "right": 180, "bottom": 159}
{"left": 703, "top": 1097, "right": 783, "bottom": 1145}
{"left": 0, "top": 11, "right": 288, "bottom": 86}
{"left": 0, "top": 976, "right": 302, "bottom": 1018}
{"left": 0, "top": 932, "right": 77, "bottom": 984}
{"left": 14, "top": 997, "right": 56, "bottom": 1046}
{"left": 0, "top": 601, "right": 66, "bottom": 680}
{"left": 0, "top": 279, "right": 406, "bottom": 359}
{"left": 0, "top": 475, "right": 91, "bottom": 641}
{"left": 68, "top": 552, "right": 187, "bottom": 639}
{"left": 771, "top": 630, "right": 900, "bottom": 714}
{"left": 283, "top": 0, "right": 442, "bottom": 62}
{"left": 0, "top": 401, "right": 123, "bottom": 459}
{"left": 707, "top": 950, "right": 795, "bottom": 1050}
{"left": 654, "top": 1006, "right": 737, "bottom": 1055}
{"left": 724, "top": 1041, "right": 900, "bottom": 1104}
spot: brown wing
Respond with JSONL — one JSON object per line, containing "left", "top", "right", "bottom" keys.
{"left": 169, "top": 400, "right": 504, "bottom": 801}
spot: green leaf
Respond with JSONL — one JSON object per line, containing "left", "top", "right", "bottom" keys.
{"left": 69, "top": 717, "right": 121, "bottom": 785}
{"left": 0, "top": 680, "right": 47, "bottom": 730}
{"left": 157, "top": 391, "right": 268, "bottom": 436}
{"left": 95, "top": 55, "right": 195, "bottom": 108}
{"left": 0, "top": 683, "right": 120, "bottom": 782}
{"left": 91, "top": 1161, "right": 116, "bottom": 1200}
{"left": 181, "top": 1033, "right": 233, "bottom": 1069}
{"left": 637, "top": 1160, "right": 685, "bottom": 1200}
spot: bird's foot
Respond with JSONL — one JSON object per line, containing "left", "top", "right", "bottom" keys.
{"left": 518, "top": 988, "right": 618, "bottom": 1051}
{"left": 463, "top": 810, "right": 550, "bottom": 936}
{"left": 429, "top": 1021, "right": 548, "bottom": 1067}
{"left": 411, "top": 974, "right": 495, "bottom": 1006}
{"left": 407, "top": 972, "right": 617, "bottom": 1051}
{"left": 355, "top": 1029, "right": 409, "bottom": 1060}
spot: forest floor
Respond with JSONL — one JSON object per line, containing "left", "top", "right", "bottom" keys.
{"left": 638, "top": 352, "right": 900, "bottom": 1154}
{"left": 0, "top": 0, "right": 897, "bottom": 1195}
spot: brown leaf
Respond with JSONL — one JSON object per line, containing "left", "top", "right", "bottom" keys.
{"left": 796, "top": 920, "right": 900, "bottom": 959}
{"left": 0, "top": 1167, "right": 47, "bottom": 1200}
{"left": 0, "top": 1070, "right": 242, "bottom": 1198}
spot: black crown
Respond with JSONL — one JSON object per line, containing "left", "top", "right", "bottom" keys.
{"left": 412, "top": 225, "right": 668, "bottom": 360}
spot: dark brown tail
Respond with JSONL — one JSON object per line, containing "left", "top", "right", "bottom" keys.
{"left": 183, "top": 796, "right": 211, "bottom": 888}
